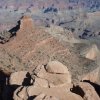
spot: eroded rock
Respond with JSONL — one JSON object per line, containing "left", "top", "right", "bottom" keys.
{"left": 46, "top": 61, "right": 70, "bottom": 74}
{"left": 35, "top": 63, "right": 71, "bottom": 86}
{"left": 77, "top": 82, "right": 100, "bottom": 100}
{"left": 9, "top": 71, "right": 33, "bottom": 86}
{"left": 20, "top": 15, "right": 34, "bottom": 31}
{"left": 33, "top": 77, "right": 49, "bottom": 88}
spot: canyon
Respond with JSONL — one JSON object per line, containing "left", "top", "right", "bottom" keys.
{"left": 0, "top": 0, "right": 100, "bottom": 100}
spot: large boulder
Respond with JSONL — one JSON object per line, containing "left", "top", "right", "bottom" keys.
{"left": 45, "top": 61, "right": 70, "bottom": 74}
{"left": 9, "top": 71, "right": 33, "bottom": 85}
{"left": 35, "top": 64, "right": 71, "bottom": 86}
{"left": 13, "top": 80, "right": 83, "bottom": 100}
{"left": 23, "top": 86, "right": 83, "bottom": 100}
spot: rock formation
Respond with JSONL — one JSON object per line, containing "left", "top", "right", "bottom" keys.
{"left": 0, "top": 15, "right": 99, "bottom": 100}
{"left": 45, "top": 61, "right": 70, "bottom": 74}
{"left": 0, "top": 15, "right": 99, "bottom": 81}
{"left": 0, "top": 61, "right": 99, "bottom": 100}
{"left": 19, "top": 16, "right": 34, "bottom": 31}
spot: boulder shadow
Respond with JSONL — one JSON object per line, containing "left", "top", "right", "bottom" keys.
{"left": 9, "top": 21, "right": 20, "bottom": 37}
{"left": 71, "top": 85, "right": 85, "bottom": 98}
{"left": 22, "top": 72, "right": 33, "bottom": 86}
{"left": 83, "top": 80, "right": 100, "bottom": 97}
{"left": 28, "top": 96, "right": 37, "bottom": 100}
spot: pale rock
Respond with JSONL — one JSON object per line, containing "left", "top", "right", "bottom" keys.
{"left": 85, "top": 44, "right": 99, "bottom": 60}
{"left": 20, "top": 16, "right": 34, "bottom": 31}
{"left": 27, "top": 86, "right": 83, "bottom": 100}
{"left": 36, "top": 65, "right": 71, "bottom": 86}
{"left": 9, "top": 71, "right": 33, "bottom": 85}
{"left": 36, "top": 65, "right": 47, "bottom": 78}
{"left": 34, "top": 77, "right": 49, "bottom": 88}
{"left": 13, "top": 86, "right": 28, "bottom": 100}
{"left": 78, "top": 82, "right": 100, "bottom": 100}
{"left": 34, "top": 93, "right": 46, "bottom": 100}
{"left": 46, "top": 61, "right": 70, "bottom": 74}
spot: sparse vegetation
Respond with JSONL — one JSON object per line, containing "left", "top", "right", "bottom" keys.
{"left": 0, "top": 30, "right": 11, "bottom": 44}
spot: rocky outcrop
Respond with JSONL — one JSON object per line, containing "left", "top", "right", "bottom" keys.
{"left": 11, "top": 61, "right": 72, "bottom": 100}
{"left": 0, "top": 13, "right": 100, "bottom": 100}
{"left": 20, "top": 16, "right": 34, "bottom": 31}
{"left": 13, "top": 60, "right": 100, "bottom": 100}
{"left": 33, "top": 77, "right": 49, "bottom": 88}
{"left": 0, "top": 15, "right": 99, "bottom": 84}
{"left": 34, "top": 64, "right": 71, "bottom": 86}
{"left": 0, "top": 61, "right": 99, "bottom": 100}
